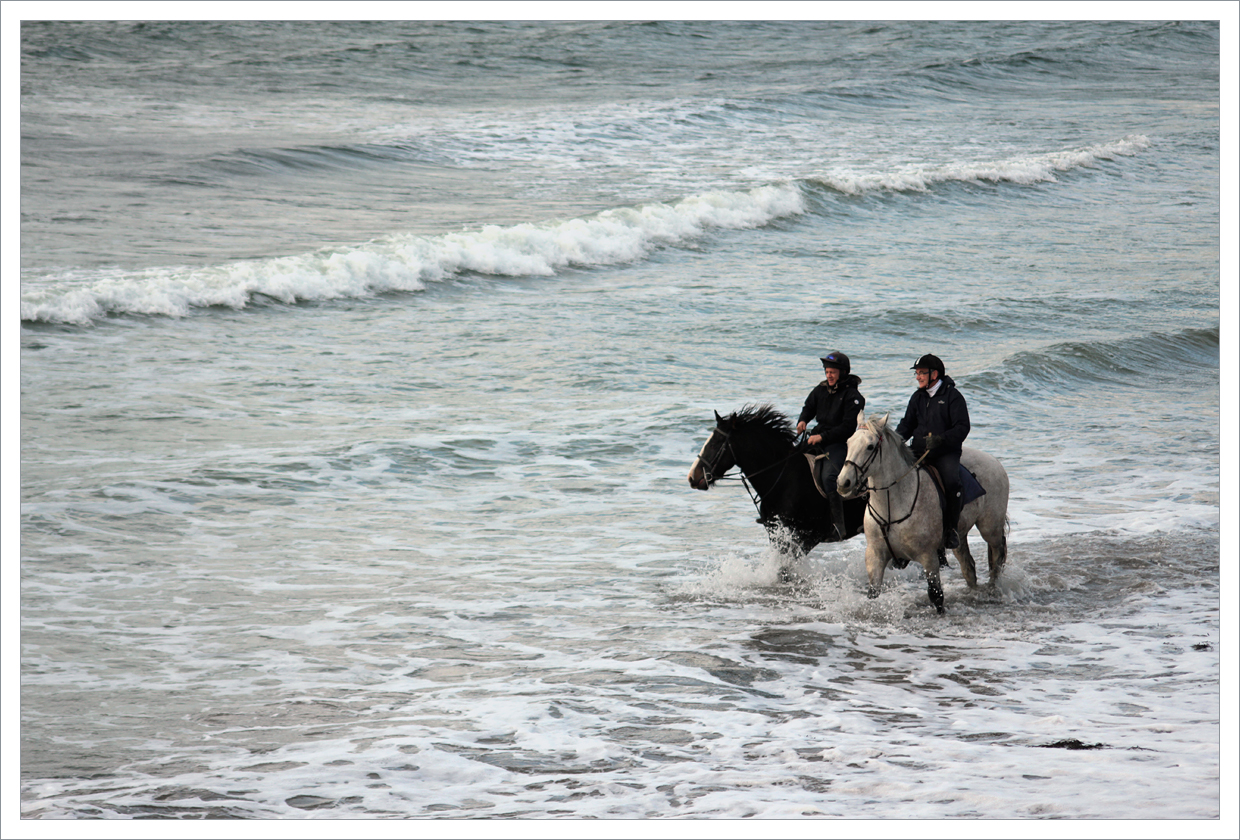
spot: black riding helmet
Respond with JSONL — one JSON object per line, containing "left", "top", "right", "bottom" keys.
{"left": 820, "top": 350, "right": 851, "bottom": 378}
{"left": 911, "top": 353, "right": 945, "bottom": 377}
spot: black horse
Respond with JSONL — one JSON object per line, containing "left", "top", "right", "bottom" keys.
{"left": 687, "top": 404, "right": 867, "bottom": 556}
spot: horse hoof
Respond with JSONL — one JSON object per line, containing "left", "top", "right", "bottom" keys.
{"left": 866, "top": 586, "right": 879, "bottom": 600}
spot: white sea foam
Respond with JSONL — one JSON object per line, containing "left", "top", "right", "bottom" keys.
{"left": 19, "top": 136, "right": 1154, "bottom": 325}
{"left": 810, "top": 135, "right": 1152, "bottom": 195}
{"left": 19, "top": 20, "right": 1223, "bottom": 823}
{"left": 19, "top": 183, "right": 805, "bottom": 325}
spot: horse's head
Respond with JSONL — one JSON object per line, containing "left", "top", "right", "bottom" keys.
{"left": 837, "top": 410, "right": 890, "bottom": 498}
{"left": 688, "top": 410, "right": 736, "bottom": 490}
{"left": 688, "top": 405, "right": 794, "bottom": 490}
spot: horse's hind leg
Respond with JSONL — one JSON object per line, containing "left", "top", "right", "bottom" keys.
{"left": 953, "top": 537, "right": 979, "bottom": 588}
{"left": 986, "top": 533, "right": 1007, "bottom": 586}
{"left": 973, "top": 505, "right": 1008, "bottom": 588}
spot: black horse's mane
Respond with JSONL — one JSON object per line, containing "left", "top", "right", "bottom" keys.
{"left": 726, "top": 404, "right": 798, "bottom": 444}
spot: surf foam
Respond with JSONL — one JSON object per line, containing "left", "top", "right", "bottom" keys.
{"left": 20, "top": 183, "right": 805, "bottom": 325}
{"left": 809, "top": 135, "right": 1151, "bottom": 195}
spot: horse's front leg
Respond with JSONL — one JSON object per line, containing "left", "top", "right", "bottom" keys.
{"left": 763, "top": 516, "right": 801, "bottom": 553}
{"left": 763, "top": 519, "right": 808, "bottom": 583}
{"left": 918, "top": 552, "right": 946, "bottom": 614}
{"left": 863, "top": 523, "right": 891, "bottom": 599}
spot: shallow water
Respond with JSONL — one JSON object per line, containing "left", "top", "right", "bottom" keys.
{"left": 16, "top": 19, "right": 1224, "bottom": 821}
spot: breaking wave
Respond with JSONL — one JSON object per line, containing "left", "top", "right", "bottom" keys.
{"left": 20, "top": 136, "right": 1152, "bottom": 325}
{"left": 20, "top": 184, "right": 804, "bottom": 325}
{"left": 807, "top": 136, "right": 1151, "bottom": 195}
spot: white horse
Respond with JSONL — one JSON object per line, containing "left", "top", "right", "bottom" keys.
{"left": 836, "top": 411, "right": 1009, "bottom": 613}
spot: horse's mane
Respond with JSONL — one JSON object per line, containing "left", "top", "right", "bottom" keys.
{"left": 869, "top": 414, "right": 918, "bottom": 468}
{"left": 727, "top": 404, "right": 798, "bottom": 444}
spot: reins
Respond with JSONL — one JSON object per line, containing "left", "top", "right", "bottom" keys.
{"left": 846, "top": 429, "right": 931, "bottom": 551}
{"left": 703, "top": 429, "right": 805, "bottom": 520}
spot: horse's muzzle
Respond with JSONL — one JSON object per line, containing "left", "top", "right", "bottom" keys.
{"left": 688, "top": 461, "right": 710, "bottom": 491}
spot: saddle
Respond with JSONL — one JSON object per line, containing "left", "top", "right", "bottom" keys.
{"left": 890, "top": 463, "right": 985, "bottom": 570}
{"left": 922, "top": 463, "right": 987, "bottom": 512}
{"left": 804, "top": 453, "right": 833, "bottom": 498}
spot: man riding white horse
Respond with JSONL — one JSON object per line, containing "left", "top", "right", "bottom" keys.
{"left": 895, "top": 353, "right": 970, "bottom": 549}
{"left": 795, "top": 351, "right": 865, "bottom": 540}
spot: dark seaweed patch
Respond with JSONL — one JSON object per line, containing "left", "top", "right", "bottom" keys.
{"left": 1038, "top": 739, "right": 1106, "bottom": 750}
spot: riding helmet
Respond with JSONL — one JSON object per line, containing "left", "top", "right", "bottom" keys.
{"left": 820, "top": 351, "right": 851, "bottom": 377}
{"left": 911, "top": 353, "right": 945, "bottom": 376}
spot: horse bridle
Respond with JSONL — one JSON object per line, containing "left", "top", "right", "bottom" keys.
{"left": 701, "top": 426, "right": 801, "bottom": 519}
{"left": 841, "top": 431, "right": 883, "bottom": 488}
{"left": 844, "top": 428, "right": 931, "bottom": 535}
{"left": 697, "top": 427, "right": 736, "bottom": 486}
{"left": 844, "top": 429, "right": 929, "bottom": 494}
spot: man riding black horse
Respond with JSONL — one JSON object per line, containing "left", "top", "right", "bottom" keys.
{"left": 795, "top": 351, "right": 865, "bottom": 541}
{"left": 895, "top": 353, "right": 971, "bottom": 549}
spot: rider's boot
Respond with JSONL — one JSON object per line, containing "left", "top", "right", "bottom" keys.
{"left": 943, "top": 491, "right": 961, "bottom": 549}
{"left": 827, "top": 489, "right": 847, "bottom": 541}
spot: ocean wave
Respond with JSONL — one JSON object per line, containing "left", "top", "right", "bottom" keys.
{"left": 19, "top": 133, "right": 1158, "bottom": 326}
{"left": 969, "top": 326, "right": 1219, "bottom": 393}
{"left": 909, "top": 21, "right": 1217, "bottom": 92}
{"left": 806, "top": 136, "right": 1151, "bottom": 196}
{"left": 204, "top": 141, "right": 455, "bottom": 177}
{"left": 19, "top": 184, "right": 805, "bottom": 325}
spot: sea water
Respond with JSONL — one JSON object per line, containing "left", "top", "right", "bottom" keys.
{"left": 13, "top": 19, "right": 1228, "bottom": 822}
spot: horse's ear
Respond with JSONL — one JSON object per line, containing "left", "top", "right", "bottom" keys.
{"left": 714, "top": 410, "right": 723, "bottom": 425}
{"left": 857, "top": 409, "right": 865, "bottom": 428}
{"left": 876, "top": 412, "right": 890, "bottom": 430}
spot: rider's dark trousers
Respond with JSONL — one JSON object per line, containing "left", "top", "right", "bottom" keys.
{"left": 813, "top": 442, "right": 848, "bottom": 491}
{"left": 812, "top": 442, "right": 849, "bottom": 538}
{"left": 926, "top": 449, "right": 962, "bottom": 524}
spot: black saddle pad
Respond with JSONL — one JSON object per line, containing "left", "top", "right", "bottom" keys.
{"left": 960, "top": 464, "right": 985, "bottom": 506}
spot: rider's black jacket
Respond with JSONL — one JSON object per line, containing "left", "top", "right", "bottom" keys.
{"left": 895, "top": 374, "right": 970, "bottom": 454}
{"left": 798, "top": 374, "right": 865, "bottom": 447}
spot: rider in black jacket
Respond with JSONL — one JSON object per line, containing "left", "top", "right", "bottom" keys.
{"left": 895, "top": 353, "right": 970, "bottom": 548}
{"left": 796, "top": 351, "right": 865, "bottom": 539}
